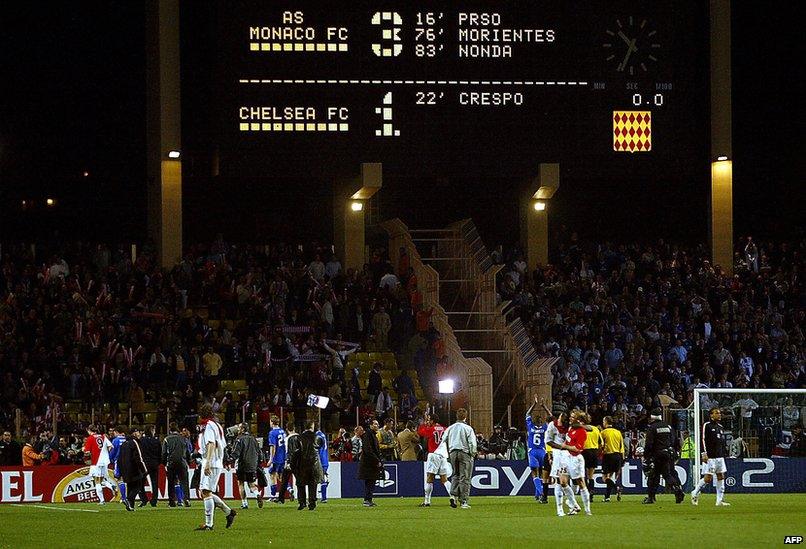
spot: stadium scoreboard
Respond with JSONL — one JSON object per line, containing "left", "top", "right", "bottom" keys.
{"left": 220, "top": 1, "right": 708, "bottom": 175}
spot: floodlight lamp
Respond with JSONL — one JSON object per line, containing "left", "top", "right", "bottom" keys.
{"left": 438, "top": 379, "right": 455, "bottom": 394}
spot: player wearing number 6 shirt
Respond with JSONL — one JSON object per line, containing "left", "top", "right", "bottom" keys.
{"left": 545, "top": 411, "right": 570, "bottom": 516}
{"left": 525, "top": 395, "right": 550, "bottom": 503}
{"left": 417, "top": 413, "right": 454, "bottom": 508}
{"left": 83, "top": 425, "right": 115, "bottom": 504}
{"left": 691, "top": 407, "right": 730, "bottom": 507}
{"left": 195, "top": 403, "right": 236, "bottom": 531}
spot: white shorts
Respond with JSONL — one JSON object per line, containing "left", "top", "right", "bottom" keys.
{"left": 549, "top": 450, "right": 567, "bottom": 478}
{"left": 199, "top": 467, "right": 223, "bottom": 492}
{"left": 703, "top": 457, "right": 727, "bottom": 475}
{"left": 565, "top": 454, "right": 585, "bottom": 480}
{"left": 425, "top": 453, "right": 452, "bottom": 477}
{"left": 89, "top": 465, "right": 109, "bottom": 479}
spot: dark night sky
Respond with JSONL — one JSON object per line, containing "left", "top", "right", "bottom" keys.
{"left": 0, "top": 2, "right": 801, "bottom": 246}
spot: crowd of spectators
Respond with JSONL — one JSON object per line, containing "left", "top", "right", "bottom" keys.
{"left": 496, "top": 234, "right": 805, "bottom": 440}
{"left": 0, "top": 237, "right": 445, "bottom": 448}
{"left": 2, "top": 232, "right": 803, "bottom": 466}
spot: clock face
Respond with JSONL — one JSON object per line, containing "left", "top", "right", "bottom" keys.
{"left": 602, "top": 16, "right": 661, "bottom": 76}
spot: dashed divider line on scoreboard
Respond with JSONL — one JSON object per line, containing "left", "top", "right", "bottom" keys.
{"left": 239, "top": 79, "right": 588, "bottom": 86}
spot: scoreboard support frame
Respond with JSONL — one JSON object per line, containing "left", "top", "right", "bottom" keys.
{"left": 709, "top": 0, "right": 734, "bottom": 275}
{"left": 146, "top": 0, "right": 183, "bottom": 269}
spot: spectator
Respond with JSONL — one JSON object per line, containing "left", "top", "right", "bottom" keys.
{"left": 397, "top": 421, "right": 420, "bottom": 461}
{"left": 22, "top": 436, "right": 45, "bottom": 466}
{"left": 377, "top": 418, "right": 397, "bottom": 461}
{"left": 375, "top": 387, "right": 394, "bottom": 421}
{"left": 0, "top": 431, "right": 22, "bottom": 466}
{"left": 351, "top": 425, "right": 364, "bottom": 461}
{"left": 372, "top": 306, "right": 392, "bottom": 350}
{"left": 367, "top": 363, "right": 383, "bottom": 401}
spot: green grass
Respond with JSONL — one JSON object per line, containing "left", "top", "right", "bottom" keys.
{"left": 0, "top": 494, "right": 803, "bottom": 548}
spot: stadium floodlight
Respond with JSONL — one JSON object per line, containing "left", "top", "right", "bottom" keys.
{"left": 438, "top": 379, "right": 455, "bottom": 394}
{"left": 167, "top": 150, "right": 181, "bottom": 159}
{"left": 533, "top": 201, "right": 546, "bottom": 211}
{"left": 46, "top": 198, "right": 55, "bottom": 206}
{"left": 716, "top": 155, "right": 728, "bottom": 161}
{"left": 350, "top": 201, "right": 364, "bottom": 212}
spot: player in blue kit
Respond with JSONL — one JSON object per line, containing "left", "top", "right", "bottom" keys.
{"left": 525, "top": 395, "right": 551, "bottom": 504}
{"left": 315, "top": 426, "right": 329, "bottom": 503}
{"left": 109, "top": 426, "right": 128, "bottom": 509}
{"left": 267, "top": 416, "right": 287, "bottom": 501}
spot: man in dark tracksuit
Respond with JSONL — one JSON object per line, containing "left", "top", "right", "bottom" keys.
{"left": 118, "top": 431, "right": 148, "bottom": 512}
{"left": 231, "top": 423, "right": 264, "bottom": 509}
{"left": 642, "top": 409, "right": 684, "bottom": 504}
{"left": 162, "top": 424, "right": 191, "bottom": 507}
{"left": 289, "top": 420, "right": 324, "bottom": 511}
{"left": 135, "top": 426, "right": 162, "bottom": 507}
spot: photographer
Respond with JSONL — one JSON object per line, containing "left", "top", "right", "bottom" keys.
{"left": 488, "top": 425, "right": 508, "bottom": 459}
{"left": 54, "top": 436, "right": 81, "bottom": 465}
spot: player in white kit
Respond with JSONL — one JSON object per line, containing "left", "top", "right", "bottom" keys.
{"left": 195, "top": 403, "right": 236, "bottom": 531}
{"left": 421, "top": 439, "right": 454, "bottom": 507}
{"left": 545, "top": 411, "right": 578, "bottom": 516}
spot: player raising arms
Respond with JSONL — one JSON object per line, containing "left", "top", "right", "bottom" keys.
{"left": 545, "top": 410, "right": 571, "bottom": 516}
{"left": 267, "top": 416, "right": 287, "bottom": 502}
{"left": 418, "top": 412, "right": 454, "bottom": 508}
{"left": 83, "top": 425, "right": 115, "bottom": 505}
{"left": 525, "top": 395, "right": 550, "bottom": 503}
{"left": 560, "top": 410, "right": 592, "bottom": 516}
{"left": 691, "top": 407, "right": 730, "bottom": 506}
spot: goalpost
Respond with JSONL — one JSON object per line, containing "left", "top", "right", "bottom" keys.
{"left": 692, "top": 388, "right": 806, "bottom": 492}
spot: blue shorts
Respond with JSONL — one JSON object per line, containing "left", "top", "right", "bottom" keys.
{"left": 269, "top": 462, "right": 284, "bottom": 475}
{"left": 528, "top": 449, "right": 546, "bottom": 470}
{"left": 114, "top": 462, "right": 120, "bottom": 478}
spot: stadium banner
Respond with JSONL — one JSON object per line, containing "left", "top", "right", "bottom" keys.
{"left": 0, "top": 464, "right": 343, "bottom": 503}
{"left": 336, "top": 458, "right": 806, "bottom": 498}
{"left": 2, "top": 459, "right": 804, "bottom": 502}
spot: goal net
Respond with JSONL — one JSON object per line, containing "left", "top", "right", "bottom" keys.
{"left": 689, "top": 388, "right": 806, "bottom": 493}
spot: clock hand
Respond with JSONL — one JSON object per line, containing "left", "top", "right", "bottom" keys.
{"left": 617, "top": 30, "right": 633, "bottom": 47}
{"left": 617, "top": 39, "right": 637, "bottom": 72}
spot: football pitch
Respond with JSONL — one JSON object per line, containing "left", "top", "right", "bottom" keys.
{"left": 1, "top": 494, "right": 803, "bottom": 548}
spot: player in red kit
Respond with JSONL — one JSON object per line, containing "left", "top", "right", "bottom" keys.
{"left": 561, "top": 410, "right": 592, "bottom": 515}
{"left": 417, "top": 413, "right": 454, "bottom": 507}
{"left": 417, "top": 413, "right": 446, "bottom": 454}
{"left": 83, "top": 425, "right": 115, "bottom": 504}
